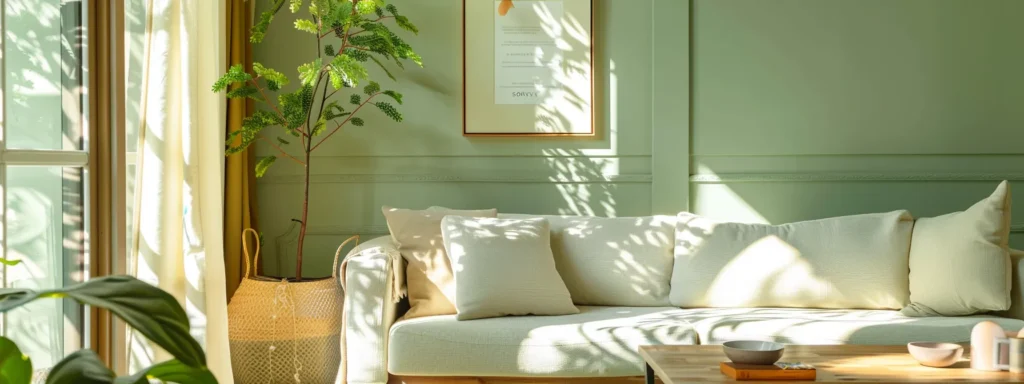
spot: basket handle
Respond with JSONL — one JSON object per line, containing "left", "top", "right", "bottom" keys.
{"left": 332, "top": 235, "right": 361, "bottom": 279}
{"left": 242, "top": 228, "right": 261, "bottom": 279}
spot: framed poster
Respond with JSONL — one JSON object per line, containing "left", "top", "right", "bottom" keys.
{"left": 463, "top": 0, "right": 595, "bottom": 136}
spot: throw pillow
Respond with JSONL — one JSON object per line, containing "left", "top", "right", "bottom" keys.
{"left": 670, "top": 210, "right": 914, "bottom": 310}
{"left": 902, "top": 181, "right": 1012, "bottom": 317}
{"left": 500, "top": 213, "right": 676, "bottom": 306}
{"left": 440, "top": 216, "right": 578, "bottom": 320}
{"left": 382, "top": 206, "right": 497, "bottom": 319}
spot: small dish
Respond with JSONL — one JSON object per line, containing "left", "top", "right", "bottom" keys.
{"left": 907, "top": 342, "right": 964, "bottom": 368}
{"left": 722, "top": 340, "right": 785, "bottom": 365}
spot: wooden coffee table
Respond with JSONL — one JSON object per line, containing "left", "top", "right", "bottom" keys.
{"left": 639, "top": 345, "right": 1021, "bottom": 383}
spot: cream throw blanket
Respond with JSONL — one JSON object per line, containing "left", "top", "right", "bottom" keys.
{"left": 337, "top": 241, "right": 406, "bottom": 384}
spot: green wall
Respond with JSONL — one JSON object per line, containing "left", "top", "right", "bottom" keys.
{"left": 253, "top": 0, "right": 660, "bottom": 276}
{"left": 688, "top": 0, "right": 1023, "bottom": 248}
{"left": 253, "top": 0, "right": 1023, "bottom": 277}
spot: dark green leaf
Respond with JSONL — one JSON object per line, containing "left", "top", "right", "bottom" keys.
{"left": 279, "top": 85, "right": 314, "bottom": 129}
{"left": 374, "top": 101, "right": 403, "bottom": 122}
{"left": 113, "top": 360, "right": 217, "bottom": 384}
{"left": 363, "top": 81, "right": 380, "bottom": 96}
{"left": 231, "top": 109, "right": 285, "bottom": 153}
{"left": 0, "top": 336, "right": 32, "bottom": 384}
{"left": 0, "top": 276, "right": 206, "bottom": 367}
{"left": 322, "top": 101, "right": 348, "bottom": 120}
{"left": 255, "top": 156, "right": 277, "bottom": 178}
{"left": 344, "top": 48, "right": 371, "bottom": 62}
{"left": 45, "top": 350, "right": 114, "bottom": 384}
{"left": 350, "top": 94, "right": 362, "bottom": 105}
{"left": 226, "top": 85, "right": 261, "bottom": 101}
{"left": 350, "top": 117, "right": 365, "bottom": 126}
{"left": 324, "top": 44, "right": 336, "bottom": 57}
{"left": 276, "top": 137, "right": 290, "bottom": 145}
{"left": 394, "top": 15, "right": 418, "bottom": 35}
{"left": 381, "top": 90, "right": 403, "bottom": 105}
{"left": 385, "top": 4, "right": 399, "bottom": 16}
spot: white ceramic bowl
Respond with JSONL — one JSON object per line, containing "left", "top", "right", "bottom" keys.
{"left": 907, "top": 342, "right": 963, "bottom": 368}
{"left": 722, "top": 340, "right": 785, "bottom": 365}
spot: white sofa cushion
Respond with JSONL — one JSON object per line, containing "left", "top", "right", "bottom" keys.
{"left": 678, "top": 307, "right": 1024, "bottom": 345}
{"left": 670, "top": 210, "right": 914, "bottom": 310}
{"left": 500, "top": 214, "right": 676, "bottom": 306}
{"left": 441, "top": 216, "right": 578, "bottom": 320}
{"left": 388, "top": 306, "right": 698, "bottom": 377}
{"left": 902, "top": 181, "right": 1013, "bottom": 317}
{"left": 382, "top": 206, "right": 497, "bottom": 319}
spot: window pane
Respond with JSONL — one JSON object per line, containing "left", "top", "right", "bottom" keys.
{"left": 3, "top": 0, "right": 86, "bottom": 150}
{"left": 4, "top": 166, "right": 87, "bottom": 369}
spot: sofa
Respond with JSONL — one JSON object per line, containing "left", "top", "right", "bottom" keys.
{"left": 340, "top": 185, "right": 1023, "bottom": 384}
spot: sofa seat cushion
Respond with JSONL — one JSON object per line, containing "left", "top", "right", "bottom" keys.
{"left": 388, "top": 306, "right": 698, "bottom": 377}
{"left": 680, "top": 308, "right": 1024, "bottom": 345}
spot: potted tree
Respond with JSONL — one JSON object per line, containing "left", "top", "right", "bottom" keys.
{"left": 212, "top": 0, "right": 420, "bottom": 382}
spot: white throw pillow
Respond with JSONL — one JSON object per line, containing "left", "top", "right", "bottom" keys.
{"left": 500, "top": 213, "right": 676, "bottom": 306}
{"left": 441, "top": 216, "right": 578, "bottom": 320}
{"left": 670, "top": 210, "right": 914, "bottom": 310}
{"left": 902, "top": 181, "right": 1012, "bottom": 317}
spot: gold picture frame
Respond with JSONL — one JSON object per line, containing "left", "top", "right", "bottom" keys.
{"left": 463, "top": 0, "right": 595, "bottom": 136}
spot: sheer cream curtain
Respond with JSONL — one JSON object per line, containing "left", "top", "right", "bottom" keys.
{"left": 129, "top": 0, "right": 233, "bottom": 382}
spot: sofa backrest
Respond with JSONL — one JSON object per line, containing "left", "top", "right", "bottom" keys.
{"left": 997, "top": 249, "right": 1024, "bottom": 321}
{"left": 499, "top": 213, "right": 676, "bottom": 307}
{"left": 670, "top": 210, "right": 915, "bottom": 310}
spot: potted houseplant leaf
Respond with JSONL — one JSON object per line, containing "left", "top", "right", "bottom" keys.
{"left": 212, "top": 0, "right": 419, "bottom": 382}
{"left": 0, "top": 259, "right": 217, "bottom": 384}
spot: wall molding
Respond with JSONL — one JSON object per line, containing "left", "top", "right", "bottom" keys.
{"left": 304, "top": 225, "right": 391, "bottom": 236}
{"left": 1013, "top": 225, "right": 1024, "bottom": 234}
{"left": 262, "top": 173, "right": 653, "bottom": 184}
{"left": 691, "top": 173, "right": 1024, "bottom": 183}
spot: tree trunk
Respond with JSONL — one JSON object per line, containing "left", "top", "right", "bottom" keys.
{"left": 296, "top": 148, "right": 311, "bottom": 280}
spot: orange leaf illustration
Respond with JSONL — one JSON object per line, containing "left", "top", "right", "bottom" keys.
{"left": 498, "top": 0, "right": 514, "bottom": 16}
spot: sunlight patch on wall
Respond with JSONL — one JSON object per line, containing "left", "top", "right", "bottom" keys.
{"left": 692, "top": 163, "right": 768, "bottom": 224}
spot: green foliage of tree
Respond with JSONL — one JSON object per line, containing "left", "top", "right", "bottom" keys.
{"left": 213, "top": 0, "right": 421, "bottom": 280}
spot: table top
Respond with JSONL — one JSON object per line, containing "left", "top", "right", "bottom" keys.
{"left": 639, "top": 345, "right": 1023, "bottom": 383}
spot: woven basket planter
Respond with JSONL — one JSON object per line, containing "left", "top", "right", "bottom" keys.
{"left": 228, "top": 228, "right": 357, "bottom": 383}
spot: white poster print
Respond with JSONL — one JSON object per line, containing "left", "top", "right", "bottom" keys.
{"left": 494, "top": 0, "right": 563, "bottom": 105}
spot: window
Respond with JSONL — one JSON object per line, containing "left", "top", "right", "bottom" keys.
{"left": 1, "top": 0, "right": 121, "bottom": 370}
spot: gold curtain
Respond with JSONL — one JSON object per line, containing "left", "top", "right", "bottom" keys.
{"left": 224, "top": 0, "right": 258, "bottom": 301}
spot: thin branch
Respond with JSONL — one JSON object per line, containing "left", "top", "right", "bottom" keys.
{"left": 303, "top": 72, "right": 327, "bottom": 144}
{"left": 311, "top": 92, "right": 379, "bottom": 152}
{"left": 249, "top": 78, "right": 286, "bottom": 121}
{"left": 259, "top": 135, "right": 305, "bottom": 165}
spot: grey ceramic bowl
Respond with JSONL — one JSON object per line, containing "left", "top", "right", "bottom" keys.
{"left": 907, "top": 342, "right": 963, "bottom": 368}
{"left": 722, "top": 340, "right": 785, "bottom": 365}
